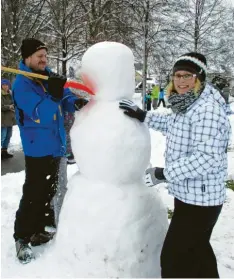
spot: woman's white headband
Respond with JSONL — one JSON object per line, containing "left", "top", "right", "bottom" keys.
{"left": 175, "top": 56, "right": 207, "bottom": 74}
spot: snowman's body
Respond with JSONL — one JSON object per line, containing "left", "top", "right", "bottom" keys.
{"left": 51, "top": 42, "right": 168, "bottom": 277}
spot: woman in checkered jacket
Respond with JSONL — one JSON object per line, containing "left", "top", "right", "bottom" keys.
{"left": 119, "top": 52, "right": 231, "bottom": 278}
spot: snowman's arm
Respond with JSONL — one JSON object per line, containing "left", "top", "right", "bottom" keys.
{"left": 61, "top": 88, "right": 78, "bottom": 113}
{"left": 145, "top": 112, "right": 170, "bottom": 135}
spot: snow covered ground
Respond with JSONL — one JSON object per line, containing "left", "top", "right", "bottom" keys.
{"left": 7, "top": 126, "right": 22, "bottom": 153}
{"left": 1, "top": 102, "right": 234, "bottom": 277}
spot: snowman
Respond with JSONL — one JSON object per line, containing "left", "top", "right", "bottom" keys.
{"left": 51, "top": 42, "right": 168, "bottom": 277}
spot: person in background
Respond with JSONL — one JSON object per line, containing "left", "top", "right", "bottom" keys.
{"left": 157, "top": 87, "right": 166, "bottom": 108}
{"left": 145, "top": 90, "right": 152, "bottom": 111}
{"left": 119, "top": 52, "right": 231, "bottom": 278}
{"left": 151, "top": 84, "right": 160, "bottom": 109}
{"left": 12, "top": 38, "right": 88, "bottom": 264}
{"left": 211, "top": 76, "right": 230, "bottom": 104}
{"left": 1, "top": 79, "right": 16, "bottom": 159}
{"left": 64, "top": 111, "right": 76, "bottom": 164}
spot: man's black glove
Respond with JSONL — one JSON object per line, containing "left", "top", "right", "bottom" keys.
{"left": 145, "top": 167, "right": 166, "bottom": 187}
{"left": 119, "top": 99, "right": 147, "bottom": 122}
{"left": 74, "top": 98, "right": 89, "bottom": 110}
{"left": 48, "top": 72, "right": 67, "bottom": 101}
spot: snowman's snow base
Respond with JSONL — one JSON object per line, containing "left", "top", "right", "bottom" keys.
{"left": 51, "top": 173, "right": 168, "bottom": 277}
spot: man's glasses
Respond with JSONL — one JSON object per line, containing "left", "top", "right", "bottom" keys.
{"left": 172, "top": 74, "right": 196, "bottom": 81}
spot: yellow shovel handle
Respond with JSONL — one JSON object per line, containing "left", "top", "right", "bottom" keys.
{"left": 1, "top": 66, "right": 49, "bottom": 80}
{"left": 1, "top": 65, "right": 95, "bottom": 96}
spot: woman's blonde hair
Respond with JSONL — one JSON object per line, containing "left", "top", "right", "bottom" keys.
{"left": 165, "top": 78, "right": 201, "bottom": 97}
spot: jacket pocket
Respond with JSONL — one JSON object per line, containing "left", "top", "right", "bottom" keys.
{"left": 186, "top": 178, "right": 206, "bottom": 194}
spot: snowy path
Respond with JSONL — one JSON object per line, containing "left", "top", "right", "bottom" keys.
{"left": 1, "top": 165, "right": 234, "bottom": 277}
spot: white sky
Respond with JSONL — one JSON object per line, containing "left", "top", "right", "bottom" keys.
{"left": 227, "top": 0, "right": 234, "bottom": 6}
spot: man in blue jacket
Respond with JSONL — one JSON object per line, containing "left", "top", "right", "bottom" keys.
{"left": 12, "top": 38, "right": 88, "bottom": 263}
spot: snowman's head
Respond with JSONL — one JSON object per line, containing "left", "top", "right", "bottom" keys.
{"left": 81, "top": 42, "right": 135, "bottom": 101}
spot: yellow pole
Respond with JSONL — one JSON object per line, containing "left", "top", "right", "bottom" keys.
{"left": 1, "top": 65, "right": 92, "bottom": 97}
{"left": 1, "top": 66, "right": 49, "bottom": 80}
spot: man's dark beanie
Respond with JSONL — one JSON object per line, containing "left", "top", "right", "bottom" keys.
{"left": 21, "top": 38, "right": 47, "bottom": 60}
{"left": 173, "top": 52, "right": 207, "bottom": 82}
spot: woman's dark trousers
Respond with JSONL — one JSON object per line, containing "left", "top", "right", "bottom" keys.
{"left": 14, "top": 155, "right": 60, "bottom": 242}
{"left": 161, "top": 198, "right": 222, "bottom": 278}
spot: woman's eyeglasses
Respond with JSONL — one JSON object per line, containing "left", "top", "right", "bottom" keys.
{"left": 172, "top": 74, "right": 196, "bottom": 81}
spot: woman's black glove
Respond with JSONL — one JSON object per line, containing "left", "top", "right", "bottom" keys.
{"left": 119, "top": 99, "right": 147, "bottom": 122}
{"left": 48, "top": 72, "right": 67, "bottom": 101}
{"left": 74, "top": 98, "right": 89, "bottom": 110}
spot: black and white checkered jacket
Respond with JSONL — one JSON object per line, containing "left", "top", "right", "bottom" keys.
{"left": 145, "top": 84, "right": 231, "bottom": 206}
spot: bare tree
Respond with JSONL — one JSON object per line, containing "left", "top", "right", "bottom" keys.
{"left": 170, "top": 0, "right": 227, "bottom": 53}
{"left": 1, "top": 0, "right": 47, "bottom": 68}
{"left": 209, "top": 5, "right": 234, "bottom": 74}
{"left": 78, "top": 0, "right": 135, "bottom": 46}
{"left": 38, "top": 0, "right": 88, "bottom": 75}
{"left": 122, "top": 0, "right": 170, "bottom": 107}
{"left": 149, "top": 0, "right": 234, "bottom": 81}
{"left": 1, "top": 0, "right": 233, "bottom": 80}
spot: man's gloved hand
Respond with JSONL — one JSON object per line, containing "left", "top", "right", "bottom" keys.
{"left": 145, "top": 167, "right": 166, "bottom": 187}
{"left": 74, "top": 98, "right": 89, "bottom": 110}
{"left": 48, "top": 72, "right": 67, "bottom": 101}
{"left": 119, "top": 99, "right": 147, "bottom": 122}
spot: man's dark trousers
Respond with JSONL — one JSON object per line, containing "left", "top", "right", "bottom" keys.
{"left": 161, "top": 198, "right": 222, "bottom": 278}
{"left": 14, "top": 155, "right": 60, "bottom": 242}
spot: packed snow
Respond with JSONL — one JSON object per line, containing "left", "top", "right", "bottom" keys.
{"left": 40, "top": 42, "right": 168, "bottom": 277}
{"left": 1, "top": 100, "right": 234, "bottom": 277}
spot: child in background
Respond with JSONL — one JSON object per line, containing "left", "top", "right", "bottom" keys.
{"left": 1, "top": 79, "right": 16, "bottom": 159}
{"left": 158, "top": 87, "right": 166, "bottom": 107}
{"left": 145, "top": 90, "right": 152, "bottom": 111}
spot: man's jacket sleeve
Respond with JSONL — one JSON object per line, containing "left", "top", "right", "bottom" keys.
{"left": 13, "top": 79, "right": 59, "bottom": 126}
{"left": 61, "top": 88, "right": 78, "bottom": 112}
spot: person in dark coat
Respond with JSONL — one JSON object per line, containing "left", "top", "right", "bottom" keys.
{"left": 158, "top": 87, "right": 166, "bottom": 107}
{"left": 64, "top": 111, "right": 76, "bottom": 164}
{"left": 211, "top": 76, "right": 230, "bottom": 104}
{"left": 145, "top": 90, "right": 152, "bottom": 111}
{"left": 12, "top": 38, "right": 88, "bottom": 264}
{"left": 1, "top": 79, "right": 16, "bottom": 159}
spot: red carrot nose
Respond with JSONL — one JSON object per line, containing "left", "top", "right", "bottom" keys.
{"left": 64, "top": 81, "right": 95, "bottom": 95}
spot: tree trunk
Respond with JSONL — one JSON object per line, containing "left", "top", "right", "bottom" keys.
{"left": 142, "top": 0, "right": 150, "bottom": 111}
{"left": 194, "top": 0, "right": 205, "bottom": 51}
{"left": 57, "top": 46, "right": 60, "bottom": 74}
{"left": 62, "top": 36, "right": 67, "bottom": 76}
{"left": 194, "top": 1, "right": 199, "bottom": 52}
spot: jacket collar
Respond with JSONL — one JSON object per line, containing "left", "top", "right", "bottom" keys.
{"left": 18, "top": 60, "right": 51, "bottom": 75}
{"left": 201, "top": 83, "right": 226, "bottom": 105}
{"left": 199, "top": 83, "right": 229, "bottom": 114}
